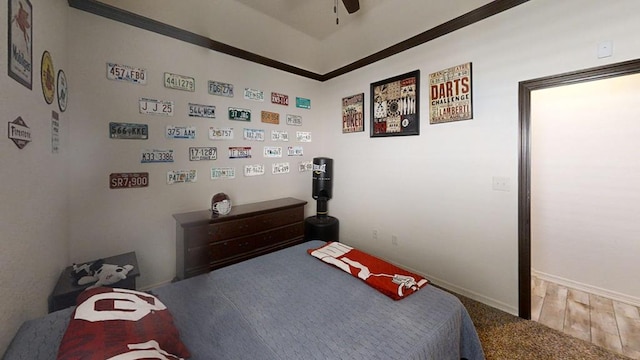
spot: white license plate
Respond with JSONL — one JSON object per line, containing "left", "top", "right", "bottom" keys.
{"left": 208, "top": 81, "right": 234, "bottom": 97}
{"left": 139, "top": 98, "right": 174, "bottom": 116}
{"left": 209, "top": 127, "right": 234, "bottom": 140}
{"left": 211, "top": 167, "right": 236, "bottom": 180}
{"left": 109, "top": 122, "right": 148, "bottom": 139}
{"left": 263, "top": 146, "right": 282, "bottom": 158}
{"left": 244, "top": 164, "right": 265, "bottom": 177}
{"left": 189, "top": 147, "right": 217, "bottom": 161}
{"left": 141, "top": 149, "right": 174, "bottom": 163}
{"left": 167, "top": 170, "right": 197, "bottom": 184}
{"left": 107, "top": 63, "right": 146, "bottom": 84}
{"left": 166, "top": 125, "right": 196, "bottom": 139}
{"left": 229, "top": 146, "right": 252, "bottom": 159}
{"left": 243, "top": 128, "right": 265, "bottom": 141}
{"left": 287, "top": 146, "right": 304, "bottom": 156}
{"left": 271, "top": 130, "right": 289, "bottom": 142}
{"left": 298, "top": 161, "right": 313, "bottom": 172}
{"left": 244, "top": 88, "right": 264, "bottom": 102}
{"left": 164, "top": 72, "right": 195, "bottom": 92}
{"left": 296, "top": 131, "right": 312, "bottom": 142}
{"left": 286, "top": 114, "right": 302, "bottom": 126}
{"left": 272, "top": 162, "right": 290, "bottom": 175}
{"left": 188, "top": 103, "right": 216, "bottom": 118}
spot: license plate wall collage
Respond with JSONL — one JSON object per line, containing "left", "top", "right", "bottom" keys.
{"left": 106, "top": 62, "right": 314, "bottom": 189}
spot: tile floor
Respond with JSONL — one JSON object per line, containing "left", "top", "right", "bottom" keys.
{"left": 532, "top": 277, "right": 640, "bottom": 359}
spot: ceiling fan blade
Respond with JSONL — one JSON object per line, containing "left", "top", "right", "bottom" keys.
{"left": 342, "top": 0, "right": 360, "bottom": 14}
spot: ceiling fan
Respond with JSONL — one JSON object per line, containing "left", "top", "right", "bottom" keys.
{"left": 342, "top": 0, "right": 360, "bottom": 14}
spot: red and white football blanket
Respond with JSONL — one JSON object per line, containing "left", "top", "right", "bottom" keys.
{"left": 308, "top": 242, "right": 429, "bottom": 300}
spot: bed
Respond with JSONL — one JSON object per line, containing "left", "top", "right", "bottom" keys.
{"left": 3, "top": 240, "right": 485, "bottom": 360}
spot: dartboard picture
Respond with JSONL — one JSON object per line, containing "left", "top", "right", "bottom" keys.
{"left": 370, "top": 70, "right": 420, "bottom": 137}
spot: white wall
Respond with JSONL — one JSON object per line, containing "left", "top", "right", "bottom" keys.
{"left": 320, "top": 0, "right": 640, "bottom": 313}
{"left": 0, "top": 0, "right": 69, "bottom": 353}
{"left": 531, "top": 74, "right": 640, "bottom": 304}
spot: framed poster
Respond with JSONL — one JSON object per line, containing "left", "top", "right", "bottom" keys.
{"left": 8, "top": 0, "right": 33, "bottom": 89}
{"left": 429, "top": 62, "right": 472, "bottom": 124}
{"left": 342, "top": 93, "right": 364, "bottom": 133}
{"left": 370, "top": 70, "right": 419, "bottom": 137}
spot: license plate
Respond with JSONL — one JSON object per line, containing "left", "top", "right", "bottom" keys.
{"left": 229, "top": 146, "right": 252, "bottom": 159}
{"left": 244, "top": 88, "right": 264, "bottom": 102}
{"left": 244, "top": 164, "right": 264, "bottom": 177}
{"left": 261, "top": 111, "right": 279, "bottom": 124}
{"left": 243, "top": 128, "right": 265, "bottom": 141}
{"left": 164, "top": 72, "right": 195, "bottom": 92}
{"left": 107, "top": 63, "right": 146, "bottom": 84}
{"left": 287, "top": 146, "right": 304, "bottom": 156}
{"left": 272, "top": 162, "right": 290, "bottom": 175}
{"left": 286, "top": 114, "right": 302, "bottom": 126}
{"left": 188, "top": 103, "right": 216, "bottom": 118}
{"left": 208, "top": 81, "right": 234, "bottom": 97}
{"left": 189, "top": 146, "right": 217, "bottom": 161}
{"left": 211, "top": 167, "right": 236, "bottom": 180}
{"left": 167, "top": 170, "right": 197, "bottom": 184}
{"left": 296, "top": 97, "right": 311, "bottom": 109}
{"left": 109, "top": 122, "right": 148, "bottom": 139}
{"left": 141, "top": 149, "right": 174, "bottom": 163}
{"left": 166, "top": 125, "right": 196, "bottom": 139}
{"left": 263, "top": 146, "right": 282, "bottom": 158}
{"left": 296, "top": 131, "right": 312, "bottom": 142}
{"left": 109, "top": 172, "right": 149, "bottom": 189}
{"left": 298, "top": 161, "right": 313, "bottom": 172}
{"left": 271, "top": 130, "right": 289, "bottom": 142}
{"left": 139, "top": 98, "right": 174, "bottom": 116}
{"left": 228, "top": 107, "right": 251, "bottom": 121}
{"left": 209, "top": 127, "right": 234, "bottom": 140}
{"left": 271, "top": 92, "right": 289, "bottom": 106}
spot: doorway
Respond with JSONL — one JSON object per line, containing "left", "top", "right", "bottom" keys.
{"left": 518, "top": 58, "right": 640, "bottom": 319}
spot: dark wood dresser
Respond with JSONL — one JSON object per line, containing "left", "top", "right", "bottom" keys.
{"left": 173, "top": 197, "right": 307, "bottom": 280}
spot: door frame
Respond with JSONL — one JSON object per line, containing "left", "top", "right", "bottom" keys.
{"left": 518, "top": 58, "right": 640, "bottom": 318}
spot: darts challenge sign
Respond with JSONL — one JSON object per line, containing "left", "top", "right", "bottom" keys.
{"left": 429, "top": 62, "right": 473, "bottom": 124}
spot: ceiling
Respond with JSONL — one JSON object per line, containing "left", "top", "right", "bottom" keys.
{"left": 91, "top": 0, "right": 498, "bottom": 75}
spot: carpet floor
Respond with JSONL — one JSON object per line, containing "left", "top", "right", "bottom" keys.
{"left": 452, "top": 292, "right": 631, "bottom": 360}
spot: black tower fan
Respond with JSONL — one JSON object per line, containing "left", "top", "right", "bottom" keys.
{"left": 304, "top": 157, "right": 339, "bottom": 242}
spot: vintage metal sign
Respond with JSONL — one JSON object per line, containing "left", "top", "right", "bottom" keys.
{"left": 56, "top": 70, "right": 68, "bottom": 112}
{"left": 271, "top": 92, "right": 289, "bottom": 106}
{"left": 287, "top": 146, "right": 303, "bottom": 156}
{"left": 243, "top": 88, "right": 264, "bottom": 102}
{"left": 8, "top": 117, "right": 31, "bottom": 149}
{"left": 272, "top": 162, "right": 290, "bottom": 175}
{"left": 139, "top": 98, "right": 174, "bottom": 116}
{"left": 166, "top": 125, "right": 196, "bottom": 139}
{"left": 228, "top": 107, "right": 251, "bottom": 121}
{"left": 244, "top": 164, "right": 265, "bottom": 177}
{"left": 8, "top": 0, "right": 33, "bottom": 89}
{"left": 109, "top": 172, "right": 149, "bottom": 189}
{"left": 229, "top": 146, "right": 252, "bottom": 159}
{"left": 51, "top": 111, "right": 59, "bottom": 153}
{"left": 298, "top": 161, "right": 313, "bottom": 172}
{"left": 296, "top": 97, "right": 311, "bottom": 109}
{"left": 167, "top": 170, "right": 197, "bottom": 184}
{"left": 286, "top": 114, "right": 302, "bottom": 126}
{"left": 164, "top": 72, "right": 195, "bottom": 92}
{"left": 141, "top": 149, "right": 174, "bottom": 163}
{"left": 342, "top": 93, "right": 364, "bottom": 133}
{"left": 208, "top": 80, "right": 234, "bottom": 97}
{"left": 211, "top": 167, "right": 235, "bottom": 180}
{"left": 188, "top": 103, "right": 216, "bottom": 118}
{"left": 243, "top": 128, "right": 265, "bottom": 141}
{"left": 107, "top": 62, "right": 146, "bottom": 85}
{"left": 41, "top": 51, "right": 55, "bottom": 104}
{"left": 271, "top": 130, "right": 289, "bottom": 142}
{"left": 429, "top": 62, "right": 472, "bottom": 124}
{"left": 209, "top": 127, "right": 234, "bottom": 140}
{"left": 261, "top": 111, "right": 279, "bottom": 124}
{"left": 296, "top": 131, "right": 311, "bottom": 142}
{"left": 189, "top": 146, "right": 217, "bottom": 161}
{"left": 110, "top": 122, "right": 148, "bottom": 140}
{"left": 263, "top": 146, "right": 282, "bottom": 158}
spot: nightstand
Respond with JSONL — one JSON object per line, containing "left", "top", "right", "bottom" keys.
{"left": 48, "top": 251, "right": 140, "bottom": 313}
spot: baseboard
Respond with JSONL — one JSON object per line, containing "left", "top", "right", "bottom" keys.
{"left": 139, "top": 279, "right": 173, "bottom": 291}
{"left": 532, "top": 269, "right": 640, "bottom": 308}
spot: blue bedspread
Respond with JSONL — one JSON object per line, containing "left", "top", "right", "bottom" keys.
{"left": 3, "top": 241, "right": 484, "bottom": 360}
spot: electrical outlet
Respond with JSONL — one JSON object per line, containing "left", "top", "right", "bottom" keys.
{"left": 391, "top": 234, "right": 399, "bottom": 246}
{"left": 372, "top": 229, "right": 378, "bottom": 240}
{"left": 492, "top": 176, "right": 510, "bottom": 192}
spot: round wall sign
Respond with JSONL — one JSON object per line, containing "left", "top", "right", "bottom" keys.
{"left": 57, "top": 69, "right": 68, "bottom": 112}
{"left": 41, "top": 51, "right": 55, "bottom": 104}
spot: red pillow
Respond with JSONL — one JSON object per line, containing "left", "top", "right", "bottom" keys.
{"left": 57, "top": 287, "right": 190, "bottom": 360}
